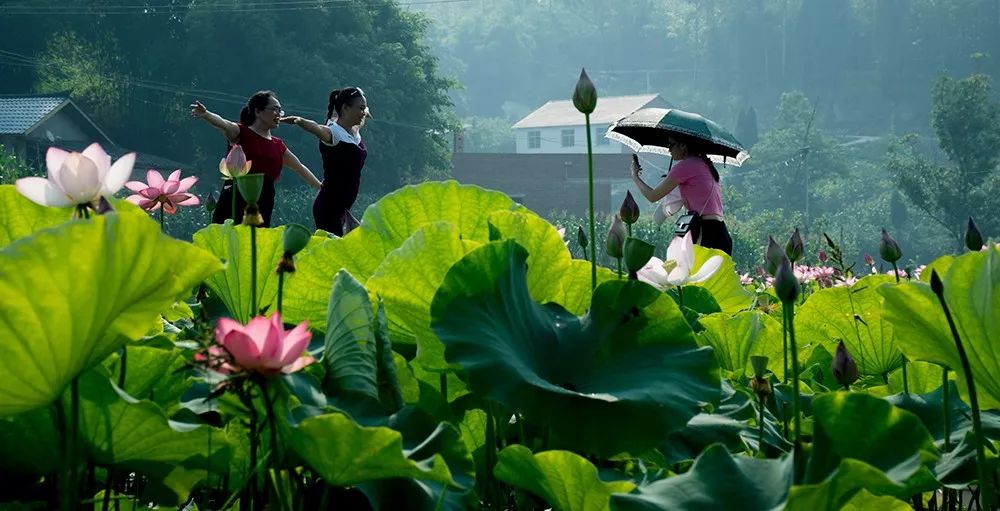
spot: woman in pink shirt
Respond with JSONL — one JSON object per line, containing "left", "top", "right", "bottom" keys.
{"left": 630, "top": 134, "right": 733, "bottom": 255}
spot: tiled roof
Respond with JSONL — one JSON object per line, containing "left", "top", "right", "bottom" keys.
{"left": 0, "top": 94, "right": 69, "bottom": 134}
{"left": 512, "top": 94, "right": 665, "bottom": 129}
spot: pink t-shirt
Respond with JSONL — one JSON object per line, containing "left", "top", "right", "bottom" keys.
{"left": 666, "top": 157, "right": 723, "bottom": 216}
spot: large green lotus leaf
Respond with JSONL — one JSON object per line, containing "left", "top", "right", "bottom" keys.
{"left": 787, "top": 392, "right": 939, "bottom": 510}
{"left": 431, "top": 240, "right": 719, "bottom": 457}
{"left": 0, "top": 184, "right": 74, "bottom": 247}
{"left": 886, "top": 381, "right": 1000, "bottom": 446}
{"left": 611, "top": 443, "right": 793, "bottom": 511}
{"left": 283, "top": 181, "right": 521, "bottom": 331}
{"left": 697, "top": 311, "right": 783, "bottom": 377}
{"left": 886, "top": 361, "right": 950, "bottom": 396}
{"left": 0, "top": 213, "right": 222, "bottom": 416}
{"left": 839, "top": 490, "right": 911, "bottom": 511}
{"left": 487, "top": 210, "right": 572, "bottom": 306}
{"left": 495, "top": 444, "right": 636, "bottom": 511}
{"left": 323, "top": 270, "right": 378, "bottom": 400}
{"left": 366, "top": 222, "right": 483, "bottom": 370}
{"left": 689, "top": 245, "right": 754, "bottom": 313}
{"left": 559, "top": 258, "right": 620, "bottom": 315}
{"left": 105, "top": 345, "right": 192, "bottom": 414}
{"left": 192, "top": 223, "right": 288, "bottom": 322}
{"left": 796, "top": 275, "right": 902, "bottom": 376}
{"left": 0, "top": 185, "right": 150, "bottom": 249}
{"left": 879, "top": 247, "right": 1000, "bottom": 409}
{"left": 284, "top": 412, "right": 456, "bottom": 487}
{"left": 0, "top": 368, "right": 231, "bottom": 505}
{"left": 660, "top": 382, "right": 790, "bottom": 464}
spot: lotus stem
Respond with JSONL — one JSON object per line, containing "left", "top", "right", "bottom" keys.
{"left": 118, "top": 348, "right": 127, "bottom": 389}
{"left": 616, "top": 257, "right": 622, "bottom": 279}
{"left": 757, "top": 393, "right": 765, "bottom": 456}
{"left": 626, "top": 223, "right": 632, "bottom": 238}
{"left": 784, "top": 302, "right": 802, "bottom": 462}
{"left": 944, "top": 367, "right": 953, "bottom": 511}
{"left": 276, "top": 271, "right": 284, "bottom": 315}
{"left": 260, "top": 380, "right": 279, "bottom": 470}
{"left": 250, "top": 225, "right": 258, "bottom": 319}
{"left": 248, "top": 389, "right": 259, "bottom": 511}
{"left": 231, "top": 183, "right": 237, "bottom": 223}
{"left": 484, "top": 401, "right": 498, "bottom": 509}
{"left": 891, "top": 260, "right": 901, "bottom": 284}
{"left": 902, "top": 358, "right": 910, "bottom": 394}
{"left": 59, "top": 377, "right": 81, "bottom": 511}
{"left": 585, "top": 112, "right": 596, "bottom": 290}
{"left": 158, "top": 207, "right": 164, "bottom": 231}
{"left": 933, "top": 273, "right": 994, "bottom": 510}
{"left": 678, "top": 286, "right": 685, "bottom": 310}
{"left": 782, "top": 314, "right": 789, "bottom": 384}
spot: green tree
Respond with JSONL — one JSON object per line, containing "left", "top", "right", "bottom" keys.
{"left": 888, "top": 74, "right": 1000, "bottom": 243}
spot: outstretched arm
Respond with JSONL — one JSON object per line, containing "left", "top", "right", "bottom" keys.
{"left": 280, "top": 116, "right": 333, "bottom": 145}
{"left": 190, "top": 100, "right": 240, "bottom": 142}
{"left": 630, "top": 157, "right": 678, "bottom": 203}
{"left": 282, "top": 148, "right": 323, "bottom": 190}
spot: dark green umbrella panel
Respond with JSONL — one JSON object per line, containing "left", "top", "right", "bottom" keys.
{"left": 606, "top": 107, "right": 750, "bottom": 166}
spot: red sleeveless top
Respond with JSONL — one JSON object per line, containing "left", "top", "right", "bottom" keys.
{"left": 234, "top": 123, "right": 286, "bottom": 181}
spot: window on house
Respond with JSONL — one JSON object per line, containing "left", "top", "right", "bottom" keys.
{"left": 527, "top": 131, "right": 541, "bottom": 149}
{"left": 595, "top": 126, "right": 609, "bottom": 145}
{"left": 561, "top": 129, "right": 575, "bottom": 147}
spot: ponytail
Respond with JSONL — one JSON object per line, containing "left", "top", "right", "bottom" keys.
{"left": 327, "top": 89, "right": 341, "bottom": 121}
{"left": 700, "top": 155, "right": 720, "bottom": 182}
{"left": 241, "top": 90, "right": 277, "bottom": 126}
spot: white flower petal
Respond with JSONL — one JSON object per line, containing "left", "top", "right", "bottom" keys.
{"left": 45, "top": 147, "right": 69, "bottom": 182}
{"left": 678, "top": 232, "right": 695, "bottom": 271}
{"left": 81, "top": 143, "right": 112, "bottom": 178}
{"left": 666, "top": 265, "right": 691, "bottom": 286}
{"left": 101, "top": 152, "right": 136, "bottom": 196}
{"left": 59, "top": 153, "right": 102, "bottom": 203}
{"left": 15, "top": 177, "right": 73, "bottom": 207}
{"left": 689, "top": 255, "right": 724, "bottom": 283}
{"left": 637, "top": 256, "right": 670, "bottom": 290}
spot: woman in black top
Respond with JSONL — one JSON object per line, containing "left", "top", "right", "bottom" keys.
{"left": 281, "top": 87, "right": 370, "bottom": 235}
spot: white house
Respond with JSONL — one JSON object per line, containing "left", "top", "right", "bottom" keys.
{"left": 511, "top": 94, "right": 669, "bottom": 154}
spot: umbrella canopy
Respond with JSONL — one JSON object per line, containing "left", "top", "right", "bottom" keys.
{"left": 606, "top": 108, "right": 750, "bottom": 166}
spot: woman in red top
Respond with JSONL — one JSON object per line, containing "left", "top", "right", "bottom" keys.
{"left": 190, "top": 90, "right": 322, "bottom": 227}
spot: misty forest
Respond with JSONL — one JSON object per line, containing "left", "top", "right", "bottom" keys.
{"left": 0, "top": 1, "right": 999, "bottom": 510}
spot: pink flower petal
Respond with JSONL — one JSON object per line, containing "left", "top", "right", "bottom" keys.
{"left": 215, "top": 317, "right": 243, "bottom": 342}
{"left": 125, "top": 180, "right": 148, "bottom": 193}
{"left": 245, "top": 315, "right": 279, "bottom": 361}
{"left": 139, "top": 187, "right": 162, "bottom": 199}
{"left": 125, "top": 194, "right": 144, "bottom": 205}
{"left": 173, "top": 193, "right": 200, "bottom": 206}
{"left": 277, "top": 321, "right": 312, "bottom": 367}
{"left": 167, "top": 169, "right": 182, "bottom": 182}
{"left": 146, "top": 170, "right": 165, "bottom": 189}
{"left": 161, "top": 180, "right": 179, "bottom": 194}
{"left": 221, "top": 331, "right": 265, "bottom": 370}
{"left": 176, "top": 176, "right": 198, "bottom": 192}
{"left": 140, "top": 199, "right": 160, "bottom": 211}
{"left": 281, "top": 355, "right": 315, "bottom": 374}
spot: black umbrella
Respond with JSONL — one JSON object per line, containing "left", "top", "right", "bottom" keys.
{"left": 606, "top": 108, "right": 750, "bottom": 166}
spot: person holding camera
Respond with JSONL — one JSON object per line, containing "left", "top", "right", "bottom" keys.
{"left": 629, "top": 134, "right": 733, "bottom": 255}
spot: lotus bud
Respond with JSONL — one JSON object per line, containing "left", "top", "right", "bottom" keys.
{"left": 235, "top": 173, "right": 264, "bottom": 205}
{"left": 605, "top": 214, "right": 626, "bottom": 259}
{"left": 620, "top": 191, "right": 640, "bottom": 225}
{"left": 277, "top": 223, "right": 311, "bottom": 273}
{"left": 879, "top": 228, "right": 902, "bottom": 263}
{"left": 965, "top": 217, "right": 983, "bottom": 252}
{"left": 572, "top": 68, "right": 597, "bottom": 115}
{"left": 219, "top": 144, "right": 252, "bottom": 178}
{"left": 818, "top": 250, "right": 828, "bottom": 263}
{"left": 206, "top": 190, "right": 219, "bottom": 213}
{"left": 930, "top": 270, "right": 944, "bottom": 296}
{"left": 623, "top": 237, "right": 655, "bottom": 280}
{"left": 831, "top": 340, "right": 859, "bottom": 388}
{"left": 577, "top": 225, "right": 588, "bottom": 250}
{"left": 864, "top": 253, "right": 875, "bottom": 266}
{"left": 773, "top": 255, "right": 800, "bottom": 304}
{"left": 765, "top": 236, "right": 784, "bottom": 276}
{"left": 785, "top": 228, "right": 804, "bottom": 263}
{"left": 95, "top": 196, "right": 115, "bottom": 215}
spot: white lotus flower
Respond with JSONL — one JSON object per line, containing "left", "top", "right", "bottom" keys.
{"left": 652, "top": 188, "right": 684, "bottom": 227}
{"left": 637, "top": 232, "right": 723, "bottom": 290}
{"left": 16, "top": 143, "right": 135, "bottom": 208}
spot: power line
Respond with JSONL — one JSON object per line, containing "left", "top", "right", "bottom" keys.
{"left": 0, "top": 50, "right": 449, "bottom": 133}
{"left": 0, "top": 0, "right": 472, "bottom": 15}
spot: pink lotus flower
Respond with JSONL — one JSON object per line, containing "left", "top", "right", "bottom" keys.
{"left": 219, "top": 144, "right": 252, "bottom": 179}
{"left": 214, "top": 313, "right": 314, "bottom": 375}
{"left": 125, "top": 169, "right": 200, "bottom": 214}
{"left": 818, "top": 250, "right": 828, "bottom": 263}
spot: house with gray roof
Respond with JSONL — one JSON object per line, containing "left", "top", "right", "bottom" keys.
{"left": 0, "top": 93, "right": 189, "bottom": 174}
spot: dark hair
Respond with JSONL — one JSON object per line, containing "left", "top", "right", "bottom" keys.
{"left": 675, "top": 135, "right": 720, "bottom": 182}
{"left": 327, "top": 87, "right": 365, "bottom": 121}
{"left": 239, "top": 90, "right": 277, "bottom": 125}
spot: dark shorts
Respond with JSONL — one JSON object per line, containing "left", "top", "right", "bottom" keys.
{"left": 691, "top": 217, "right": 733, "bottom": 256}
{"left": 211, "top": 177, "right": 276, "bottom": 227}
